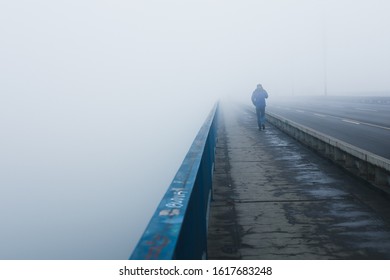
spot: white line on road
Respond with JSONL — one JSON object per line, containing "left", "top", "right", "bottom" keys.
{"left": 268, "top": 107, "right": 390, "bottom": 131}
{"left": 341, "top": 118, "right": 390, "bottom": 130}
{"left": 359, "top": 121, "right": 390, "bottom": 131}
{"left": 342, "top": 119, "right": 361, "bottom": 125}
{"left": 355, "top": 108, "right": 378, "bottom": 112}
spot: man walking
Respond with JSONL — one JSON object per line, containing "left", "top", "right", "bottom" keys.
{"left": 251, "top": 84, "right": 269, "bottom": 130}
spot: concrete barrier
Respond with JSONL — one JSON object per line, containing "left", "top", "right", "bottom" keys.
{"left": 266, "top": 111, "right": 390, "bottom": 195}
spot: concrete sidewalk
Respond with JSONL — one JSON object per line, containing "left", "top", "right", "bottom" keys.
{"left": 207, "top": 101, "right": 390, "bottom": 259}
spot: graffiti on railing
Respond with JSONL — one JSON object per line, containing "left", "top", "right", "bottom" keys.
{"left": 165, "top": 187, "right": 188, "bottom": 208}
{"left": 145, "top": 234, "right": 170, "bottom": 259}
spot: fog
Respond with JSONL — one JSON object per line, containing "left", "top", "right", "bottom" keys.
{"left": 1, "top": 0, "right": 389, "bottom": 259}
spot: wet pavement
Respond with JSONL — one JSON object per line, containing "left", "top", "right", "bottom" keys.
{"left": 207, "top": 101, "right": 390, "bottom": 259}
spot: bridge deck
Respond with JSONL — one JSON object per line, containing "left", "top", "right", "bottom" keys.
{"left": 207, "top": 101, "right": 390, "bottom": 259}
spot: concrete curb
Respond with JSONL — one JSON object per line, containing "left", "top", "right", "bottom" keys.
{"left": 266, "top": 111, "right": 390, "bottom": 194}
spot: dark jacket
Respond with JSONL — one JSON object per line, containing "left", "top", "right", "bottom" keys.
{"left": 251, "top": 88, "right": 268, "bottom": 108}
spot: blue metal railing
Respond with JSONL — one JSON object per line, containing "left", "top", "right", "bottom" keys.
{"left": 130, "top": 102, "right": 219, "bottom": 260}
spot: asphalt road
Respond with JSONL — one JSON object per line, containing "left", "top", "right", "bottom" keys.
{"left": 267, "top": 96, "right": 390, "bottom": 159}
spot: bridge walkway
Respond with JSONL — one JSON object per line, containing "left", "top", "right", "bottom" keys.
{"left": 207, "top": 101, "right": 390, "bottom": 259}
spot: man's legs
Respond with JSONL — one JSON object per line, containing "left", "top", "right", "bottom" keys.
{"left": 256, "top": 106, "right": 266, "bottom": 129}
{"left": 260, "top": 107, "right": 266, "bottom": 129}
{"left": 255, "top": 107, "right": 262, "bottom": 129}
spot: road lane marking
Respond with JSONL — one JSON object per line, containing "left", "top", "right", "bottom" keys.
{"left": 268, "top": 107, "right": 390, "bottom": 131}
{"left": 358, "top": 121, "right": 390, "bottom": 131}
{"left": 342, "top": 119, "right": 361, "bottom": 125}
{"left": 340, "top": 118, "right": 390, "bottom": 130}
{"left": 355, "top": 108, "right": 378, "bottom": 112}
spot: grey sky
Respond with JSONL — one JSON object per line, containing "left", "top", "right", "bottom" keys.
{"left": 1, "top": 0, "right": 389, "bottom": 259}
{"left": 2, "top": 1, "right": 390, "bottom": 97}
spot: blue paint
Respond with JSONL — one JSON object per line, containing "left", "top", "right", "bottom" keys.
{"left": 129, "top": 102, "right": 219, "bottom": 260}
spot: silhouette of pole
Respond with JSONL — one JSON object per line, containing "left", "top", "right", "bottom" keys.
{"left": 323, "top": 30, "right": 328, "bottom": 97}
{"left": 323, "top": 10, "right": 328, "bottom": 97}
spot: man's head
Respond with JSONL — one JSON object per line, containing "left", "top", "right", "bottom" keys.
{"left": 257, "top": 84, "right": 263, "bottom": 89}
